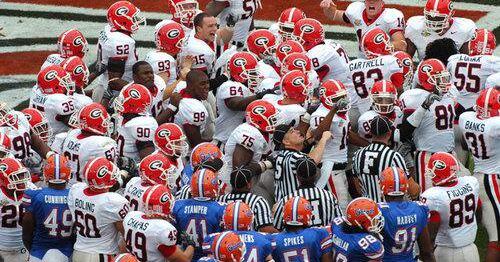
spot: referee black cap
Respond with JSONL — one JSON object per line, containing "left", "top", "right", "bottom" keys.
{"left": 230, "top": 166, "right": 253, "bottom": 189}
{"left": 272, "top": 120, "right": 296, "bottom": 148}
{"left": 296, "top": 156, "right": 317, "bottom": 179}
{"left": 370, "top": 115, "right": 392, "bottom": 136}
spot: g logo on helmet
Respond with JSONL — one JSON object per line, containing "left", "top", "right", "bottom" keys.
{"left": 292, "top": 59, "right": 307, "bottom": 68}
{"left": 44, "top": 70, "right": 58, "bottom": 81}
{"left": 401, "top": 58, "right": 412, "bottom": 67}
{"left": 233, "top": 58, "right": 247, "bottom": 67}
{"left": 157, "top": 129, "right": 171, "bottom": 138}
{"left": 160, "top": 192, "right": 170, "bottom": 203}
{"left": 149, "top": 160, "right": 163, "bottom": 170}
{"left": 116, "top": 6, "right": 129, "bottom": 16}
{"left": 74, "top": 65, "right": 84, "bottom": 75}
{"left": 73, "top": 36, "right": 84, "bottom": 46}
{"left": 96, "top": 166, "right": 109, "bottom": 178}
{"left": 129, "top": 89, "right": 141, "bottom": 99}
{"left": 433, "top": 160, "right": 447, "bottom": 170}
{"left": 252, "top": 105, "right": 266, "bottom": 115}
{"left": 300, "top": 24, "right": 315, "bottom": 34}
{"left": 292, "top": 76, "right": 305, "bottom": 87}
{"left": 420, "top": 64, "right": 433, "bottom": 73}
{"left": 254, "top": 36, "right": 269, "bottom": 46}
{"left": 374, "top": 33, "right": 385, "bottom": 44}
{"left": 89, "top": 108, "right": 102, "bottom": 119}
{"left": 0, "top": 163, "right": 7, "bottom": 173}
{"left": 167, "top": 29, "right": 181, "bottom": 39}
{"left": 24, "top": 114, "right": 32, "bottom": 121}
{"left": 279, "top": 45, "right": 292, "bottom": 54}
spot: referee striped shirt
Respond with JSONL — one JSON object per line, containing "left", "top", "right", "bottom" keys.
{"left": 217, "top": 192, "right": 273, "bottom": 230}
{"left": 274, "top": 149, "right": 306, "bottom": 202}
{"left": 353, "top": 142, "right": 408, "bottom": 203}
{"left": 273, "top": 186, "right": 343, "bottom": 230}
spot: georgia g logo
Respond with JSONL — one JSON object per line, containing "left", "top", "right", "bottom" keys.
{"left": 233, "top": 58, "right": 247, "bottom": 67}
{"left": 401, "top": 58, "right": 412, "bottom": 67}
{"left": 300, "top": 24, "right": 315, "bottom": 34}
{"left": 44, "top": 70, "right": 58, "bottom": 81}
{"left": 292, "top": 58, "right": 307, "bottom": 68}
{"left": 157, "top": 129, "right": 171, "bottom": 138}
{"left": 374, "top": 33, "right": 385, "bottom": 44}
{"left": 252, "top": 105, "right": 266, "bottom": 115}
{"left": 0, "top": 163, "right": 7, "bottom": 173}
{"left": 96, "top": 166, "right": 109, "bottom": 178}
{"left": 89, "top": 108, "right": 102, "bottom": 119}
{"left": 167, "top": 29, "right": 181, "bottom": 39}
{"left": 433, "top": 160, "right": 447, "bottom": 170}
{"left": 292, "top": 76, "right": 305, "bottom": 87}
{"left": 129, "top": 89, "right": 141, "bottom": 99}
{"left": 160, "top": 193, "right": 171, "bottom": 203}
{"left": 420, "top": 64, "right": 433, "bottom": 74}
{"left": 149, "top": 160, "right": 163, "bottom": 170}
{"left": 73, "top": 36, "right": 84, "bottom": 46}
{"left": 254, "top": 36, "right": 269, "bottom": 47}
{"left": 279, "top": 44, "right": 292, "bottom": 54}
{"left": 73, "top": 65, "right": 85, "bottom": 75}
{"left": 116, "top": 6, "right": 129, "bottom": 16}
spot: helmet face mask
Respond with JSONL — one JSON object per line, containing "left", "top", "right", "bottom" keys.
{"left": 424, "top": 11, "right": 450, "bottom": 34}
{"left": 429, "top": 71, "right": 451, "bottom": 95}
{"left": 371, "top": 94, "right": 395, "bottom": 114}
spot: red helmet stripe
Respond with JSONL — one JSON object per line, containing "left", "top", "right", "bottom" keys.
{"left": 484, "top": 87, "right": 493, "bottom": 116}
{"left": 288, "top": 8, "right": 297, "bottom": 23}
{"left": 482, "top": 29, "right": 489, "bottom": 55}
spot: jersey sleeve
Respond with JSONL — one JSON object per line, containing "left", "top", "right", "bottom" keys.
{"left": 272, "top": 198, "right": 285, "bottom": 230}
{"left": 309, "top": 109, "right": 325, "bottom": 130}
{"left": 316, "top": 227, "right": 333, "bottom": 254}
{"left": 399, "top": 90, "right": 426, "bottom": 113}
{"left": 383, "top": 9, "right": 405, "bottom": 35}
{"left": 404, "top": 16, "right": 421, "bottom": 45}
{"left": 176, "top": 99, "right": 208, "bottom": 127}
{"left": 202, "top": 233, "right": 217, "bottom": 254}
{"left": 482, "top": 56, "right": 500, "bottom": 75}
{"left": 102, "top": 193, "right": 129, "bottom": 222}
{"left": 343, "top": 2, "right": 363, "bottom": 25}
{"left": 157, "top": 222, "right": 179, "bottom": 247}
{"left": 218, "top": 82, "right": 243, "bottom": 100}
{"left": 21, "top": 189, "right": 40, "bottom": 212}
{"left": 50, "top": 132, "right": 67, "bottom": 153}
{"left": 421, "top": 189, "right": 441, "bottom": 212}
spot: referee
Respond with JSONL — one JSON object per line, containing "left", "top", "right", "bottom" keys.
{"left": 217, "top": 167, "right": 278, "bottom": 233}
{"left": 352, "top": 116, "right": 409, "bottom": 202}
{"left": 273, "top": 156, "right": 343, "bottom": 230}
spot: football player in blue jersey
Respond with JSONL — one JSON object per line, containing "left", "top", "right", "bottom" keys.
{"left": 203, "top": 201, "right": 273, "bottom": 261}
{"left": 172, "top": 168, "right": 226, "bottom": 260}
{"left": 270, "top": 196, "right": 333, "bottom": 261}
{"left": 378, "top": 167, "right": 436, "bottom": 262}
{"left": 22, "top": 154, "right": 74, "bottom": 261}
{"left": 198, "top": 231, "right": 246, "bottom": 262}
{"left": 331, "top": 197, "right": 385, "bottom": 261}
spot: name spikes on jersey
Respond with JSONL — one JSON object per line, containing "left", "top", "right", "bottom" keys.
{"left": 270, "top": 227, "right": 332, "bottom": 262}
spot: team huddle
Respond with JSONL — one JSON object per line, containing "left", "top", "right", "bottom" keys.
{"left": 0, "top": 0, "right": 499, "bottom": 261}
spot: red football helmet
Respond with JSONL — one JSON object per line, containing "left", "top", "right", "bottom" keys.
{"left": 114, "top": 84, "right": 152, "bottom": 115}
{"left": 21, "top": 108, "right": 52, "bottom": 143}
{"left": 154, "top": 123, "right": 189, "bottom": 157}
{"left": 37, "top": 65, "right": 75, "bottom": 95}
{"left": 283, "top": 196, "right": 313, "bottom": 226}
{"left": 426, "top": 152, "right": 459, "bottom": 186}
{"left": 114, "top": 253, "right": 139, "bottom": 262}
{"left": 0, "top": 133, "right": 12, "bottom": 157}
{"left": 417, "top": 58, "right": 451, "bottom": 94}
{"left": 476, "top": 88, "right": 499, "bottom": 119}
{"left": 319, "top": 79, "right": 350, "bottom": 112}
{"left": 190, "top": 168, "right": 219, "bottom": 199}
{"left": 107, "top": 1, "right": 146, "bottom": 33}
{"left": 292, "top": 18, "right": 324, "bottom": 51}
{"left": 278, "top": 7, "right": 306, "bottom": 41}
{"left": 223, "top": 201, "right": 254, "bottom": 231}
{"left": 228, "top": 52, "right": 262, "bottom": 92}
{"left": 0, "top": 103, "right": 15, "bottom": 128}
{"left": 380, "top": 167, "right": 408, "bottom": 196}
{"left": 424, "top": 0, "right": 454, "bottom": 34}
{"left": 370, "top": 80, "right": 398, "bottom": 114}
{"left": 245, "top": 100, "right": 278, "bottom": 133}
{"left": 168, "top": 0, "right": 200, "bottom": 28}
{"left": 393, "top": 51, "right": 415, "bottom": 88}
{"left": 469, "top": 28, "right": 496, "bottom": 56}
{"left": 83, "top": 157, "right": 119, "bottom": 190}
{"left": 275, "top": 40, "right": 305, "bottom": 65}
{"left": 43, "top": 154, "right": 71, "bottom": 184}
{"left": 57, "top": 29, "right": 88, "bottom": 59}
{"left": 155, "top": 21, "right": 185, "bottom": 55}
{"left": 281, "top": 52, "right": 312, "bottom": 76}
{"left": 142, "top": 184, "right": 175, "bottom": 219}
{"left": 60, "top": 56, "right": 89, "bottom": 89}
{"left": 0, "top": 157, "right": 30, "bottom": 191}
{"left": 281, "top": 70, "right": 310, "bottom": 103}
{"left": 73, "top": 103, "right": 111, "bottom": 135}
{"left": 346, "top": 197, "right": 385, "bottom": 233}
{"left": 190, "top": 142, "right": 223, "bottom": 168}
{"left": 246, "top": 29, "right": 277, "bottom": 60}
{"left": 362, "top": 28, "right": 394, "bottom": 59}
{"left": 139, "top": 153, "right": 178, "bottom": 188}
{"left": 212, "top": 231, "right": 246, "bottom": 262}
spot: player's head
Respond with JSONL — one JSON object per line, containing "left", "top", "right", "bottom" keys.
{"left": 154, "top": 123, "right": 189, "bottom": 158}
{"left": 281, "top": 70, "right": 310, "bottom": 104}
{"left": 227, "top": 52, "right": 262, "bottom": 92}
{"left": 245, "top": 100, "right": 278, "bottom": 133}
{"left": 60, "top": 56, "right": 89, "bottom": 90}
{"left": 426, "top": 152, "right": 459, "bottom": 186}
{"left": 273, "top": 123, "right": 306, "bottom": 151}
{"left": 43, "top": 154, "right": 71, "bottom": 185}
{"left": 370, "top": 80, "right": 397, "bottom": 114}
{"left": 114, "top": 83, "right": 152, "bottom": 116}
{"left": 155, "top": 21, "right": 185, "bottom": 55}
{"left": 139, "top": 153, "right": 178, "bottom": 189}
{"left": 275, "top": 40, "right": 305, "bottom": 67}
{"left": 83, "top": 157, "right": 119, "bottom": 191}
{"left": 57, "top": 28, "right": 88, "bottom": 59}
{"left": 424, "top": 37, "right": 458, "bottom": 66}
{"left": 281, "top": 52, "right": 312, "bottom": 76}
{"left": 186, "top": 70, "right": 210, "bottom": 101}
{"left": 142, "top": 184, "right": 175, "bottom": 219}
{"left": 364, "top": 0, "right": 385, "bottom": 18}
{"left": 212, "top": 231, "right": 246, "bottom": 262}
{"left": 295, "top": 156, "right": 318, "bottom": 187}
{"left": 190, "top": 142, "right": 223, "bottom": 169}
{"left": 21, "top": 108, "right": 53, "bottom": 143}
{"left": 468, "top": 28, "right": 496, "bottom": 56}
{"left": 230, "top": 167, "right": 253, "bottom": 192}
{"left": 114, "top": 253, "right": 139, "bottom": 262}
{"left": 107, "top": 1, "right": 146, "bottom": 33}
{"left": 71, "top": 103, "right": 111, "bottom": 136}
{"left": 293, "top": 18, "right": 324, "bottom": 51}
{"left": 37, "top": 65, "right": 75, "bottom": 95}
{"left": 476, "top": 87, "right": 500, "bottom": 119}
{"left": 191, "top": 168, "right": 219, "bottom": 199}
{"left": 319, "top": 79, "right": 350, "bottom": 112}
{"left": 168, "top": 0, "right": 200, "bottom": 28}
{"left": 278, "top": 7, "right": 306, "bottom": 41}
{"left": 0, "top": 132, "right": 12, "bottom": 159}
{"left": 393, "top": 51, "right": 415, "bottom": 89}
{"left": 0, "top": 157, "right": 30, "bottom": 191}
{"left": 193, "top": 12, "right": 217, "bottom": 42}
{"left": 0, "top": 103, "right": 15, "bottom": 128}
{"left": 417, "top": 58, "right": 451, "bottom": 95}
{"left": 346, "top": 197, "right": 385, "bottom": 233}
{"left": 246, "top": 29, "right": 277, "bottom": 61}
{"left": 369, "top": 115, "right": 393, "bottom": 142}
{"left": 223, "top": 201, "right": 254, "bottom": 231}
{"left": 424, "top": 0, "right": 454, "bottom": 34}
{"left": 283, "top": 196, "right": 313, "bottom": 228}
{"left": 132, "top": 61, "right": 155, "bottom": 90}
{"left": 361, "top": 28, "right": 394, "bottom": 59}
{"left": 379, "top": 167, "right": 408, "bottom": 198}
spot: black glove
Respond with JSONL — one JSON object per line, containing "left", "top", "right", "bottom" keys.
{"left": 196, "top": 158, "right": 224, "bottom": 172}
{"left": 226, "top": 13, "right": 239, "bottom": 27}
{"left": 178, "top": 231, "right": 197, "bottom": 247}
{"left": 256, "top": 86, "right": 279, "bottom": 99}
{"left": 117, "top": 157, "right": 138, "bottom": 177}
{"left": 333, "top": 98, "right": 350, "bottom": 111}
{"left": 265, "top": 155, "right": 276, "bottom": 168}
{"left": 421, "top": 93, "right": 441, "bottom": 110}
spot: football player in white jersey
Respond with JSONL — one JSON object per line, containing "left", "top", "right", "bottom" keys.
{"left": 160, "top": 0, "right": 201, "bottom": 35}
{"left": 61, "top": 103, "right": 117, "bottom": 185}
{"left": 269, "top": 7, "right": 306, "bottom": 42}
{"left": 68, "top": 157, "right": 129, "bottom": 261}
{"left": 447, "top": 29, "right": 499, "bottom": 112}
{"left": 129, "top": 61, "right": 167, "bottom": 118}
{"left": 421, "top": 152, "right": 480, "bottom": 262}
{"left": 123, "top": 185, "right": 194, "bottom": 261}
{"left": 114, "top": 84, "right": 157, "bottom": 163}
{"left": 280, "top": 52, "right": 320, "bottom": 93}
{"left": 400, "top": 59, "right": 457, "bottom": 193}
{"left": 404, "top": 0, "right": 477, "bottom": 60}
{"left": 94, "top": 1, "right": 145, "bottom": 105}
{"left": 123, "top": 153, "right": 177, "bottom": 211}
{"left": 0, "top": 106, "right": 36, "bottom": 164}
{"left": 0, "top": 157, "right": 33, "bottom": 261}
{"left": 60, "top": 56, "right": 93, "bottom": 109}
{"left": 485, "top": 72, "right": 500, "bottom": 88}
{"left": 348, "top": 28, "right": 404, "bottom": 113}
{"left": 246, "top": 29, "right": 281, "bottom": 80}
{"left": 41, "top": 28, "right": 88, "bottom": 70}
{"left": 320, "top": 0, "right": 407, "bottom": 58}
{"left": 310, "top": 80, "right": 367, "bottom": 211}
{"left": 459, "top": 88, "right": 500, "bottom": 262}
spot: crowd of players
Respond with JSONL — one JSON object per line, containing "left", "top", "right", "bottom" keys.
{"left": 0, "top": 0, "right": 499, "bottom": 261}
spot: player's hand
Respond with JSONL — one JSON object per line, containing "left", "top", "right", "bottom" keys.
{"left": 181, "top": 55, "right": 195, "bottom": 70}
{"left": 179, "top": 231, "right": 197, "bottom": 247}
{"left": 197, "top": 158, "right": 224, "bottom": 172}
{"left": 256, "top": 86, "right": 278, "bottom": 99}
{"left": 332, "top": 98, "right": 349, "bottom": 111}
{"left": 320, "top": 131, "right": 332, "bottom": 142}
{"left": 117, "top": 157, "right": 138, "bottom": 177}
{"left": 421, "top": 93, "right": 441, "bottom": 110}
{"left": 320, "top": 0, "right": 335, "bottom": 8}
